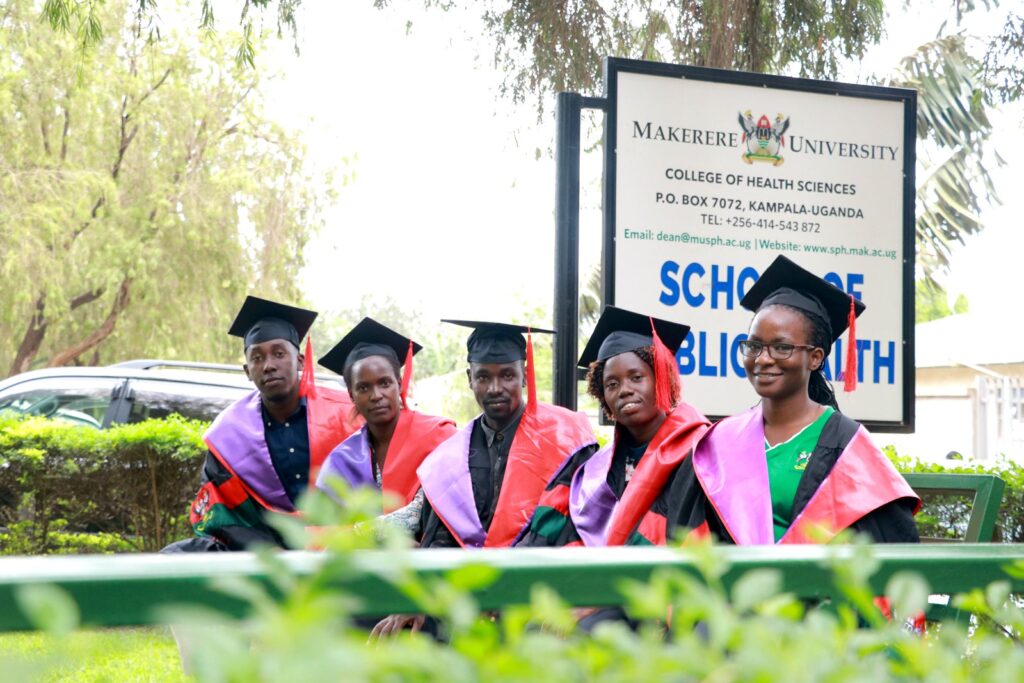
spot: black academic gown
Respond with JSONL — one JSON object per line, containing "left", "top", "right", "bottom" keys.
{"left": 418, "top": 413, "right": 520, "bottom": 548}
{"left": 666, "top": 410, "right": 920, "bottom": 544}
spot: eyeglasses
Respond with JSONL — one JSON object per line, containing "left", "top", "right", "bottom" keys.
{"left": 738, "top": 340, "right": 819, "bottom": 360}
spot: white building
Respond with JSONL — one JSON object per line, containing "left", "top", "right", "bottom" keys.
{"left": 878, "top": 312, "right": 1024, "bottom": 463}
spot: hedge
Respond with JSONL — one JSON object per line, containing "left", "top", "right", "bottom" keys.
{"left": 887, "top": 448, "right": 1024, "bottom": 542}
{"left": 0, "top": 413, "right": 206, "bottom": 554}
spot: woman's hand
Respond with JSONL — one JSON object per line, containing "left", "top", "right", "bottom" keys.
{"left": 369, "top": 613, "right": 426, "bottom": 639}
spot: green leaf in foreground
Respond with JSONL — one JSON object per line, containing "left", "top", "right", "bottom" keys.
{"left": 14, "top": 585, "right": 80, "bottom": 636}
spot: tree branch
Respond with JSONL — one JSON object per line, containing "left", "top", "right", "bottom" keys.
{"left": 73, "top": 196, "right": 106, "bottom": 241}
{"left": 111, "top": 104, "right": 137, "bottom": 181}
{"left": 40, "top": 118, "right": 52, "bottom": 157}
{"left": 23, "top": 55, "right": 220, "bottom": 371}
{"left": 75, "top": 67, "right": 173, "bottom": 240}
{"left": 6, "top": 286, "right": 109, "bottom": 377}
{"left": 46, "top": 278, "right": 133, "bottom": 368}
{"left": 70, "top": 288, "right": 105, "bottom": 310}
{"left": 135, "top": 67, "right": 172, "bottom": 109}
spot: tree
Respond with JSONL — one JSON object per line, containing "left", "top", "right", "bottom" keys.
{"left": 41, "top": 0, "right": 886, "bottom": 82}
{"left": 885, "top": 35, "right": 1001, "bottom": 278}
{"left": 0, "top": 0, "right": 325, "bottom": 376}
{"left": 881, "top": 5, "right": 1024, "bottom": 279}
{"left": 379, "top": 2, "right": 1018, "bottom": 281}
{"left": 578, "top": 265, "right": 602, "bottom": 328}
{"left": 379, "top": 0, "right": 885, "bottom": 118}
{"left": 40, "top": 0, "right": 301, "bottom": 67}
{"left": 915, "top": 280, "right": 952, "bottom": 324}
{"left": 915, "top": 279, "right": 969, "bottom": 324}
{"left": 35, "top": 1, "right": 1020, "bottom": 305}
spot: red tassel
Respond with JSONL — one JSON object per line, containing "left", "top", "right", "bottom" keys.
{"left": 650, "top": 317, "right": 679, "bottom": 413}
{"left": 299, "top": 336, "right": 317, "bottom": 399}
{"left": 399, "top": 339, "right": 414, "bottom": 408}
{"left": 526, "top": 328, "right": 538, "bottom": 414}
{"left": 844, "top": 296, "right": 857, "bottom": 392}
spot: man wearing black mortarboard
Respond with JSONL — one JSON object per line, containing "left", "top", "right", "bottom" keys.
{"left": 163, "top": 296, "right": 361, "bottom": 552}
{"left": 371, "top": 320, "right": 600, "bottom": 636}
{"left": 409, "top": 320, "right": 600, "bottom": 550}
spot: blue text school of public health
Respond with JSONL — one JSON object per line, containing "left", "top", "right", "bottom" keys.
{"left": 657, "top": 260, "right": 897, "bottom": 386}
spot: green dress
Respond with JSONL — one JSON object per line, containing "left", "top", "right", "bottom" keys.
{"left": 766, "top": 407, "right": 835, "bottom": 542}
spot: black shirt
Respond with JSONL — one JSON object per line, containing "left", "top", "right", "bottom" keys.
{"left": 472, "top": 407, "right": 525, "bottom": 529}
{"left": 419, "top": 407, "right": 525, "bottom": 548}
{"left": 606, "top": 436, "right": 650, "bottom": 499}
{"left": 261, "top": 398, "right": 310, "bottom": 505}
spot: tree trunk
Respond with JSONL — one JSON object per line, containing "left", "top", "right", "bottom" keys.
{"left": 7, "top": 288, "right": 108, "bottom": 377}
{"left": 8, "top": 296, "right": 48, "bottom": 377}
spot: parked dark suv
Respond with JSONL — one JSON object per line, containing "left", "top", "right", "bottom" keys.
{"left": 0, "top": 360, "right": 267, "bottom": 428}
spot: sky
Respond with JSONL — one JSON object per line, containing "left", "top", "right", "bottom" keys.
{"left": 258, "top": 2, "right": 1023, "bottom": 326}
{"left": 263, "top": 2, "right": 569, "bottom": 324}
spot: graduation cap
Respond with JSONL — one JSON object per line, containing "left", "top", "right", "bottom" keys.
{"left": 228, "top": 296, "right": 317, "bottom": 350}
{"left": 579, "top": 306, "right": 691, "bottom": 366}
{"left": 442, "top": 319, "right": 556, "bottom": 414}
{"left": 318, "top": 317, "right": 422, "bottom": 407}
{"left": 579, "top": 306, "right": 690, "bottom": 413}
{"left": 442, "top": 320, "right": 556, "bottom": 363}
{"left": 740, "top": 255, "right": 866, "bottom": 391}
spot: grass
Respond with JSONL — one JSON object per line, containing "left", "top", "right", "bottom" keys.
{"left": 0, "top": 627, "right": 190, "bottom": 682}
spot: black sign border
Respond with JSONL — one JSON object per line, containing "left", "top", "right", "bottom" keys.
{"left": 601, "top": 57, "right": 916, "bottom": 433}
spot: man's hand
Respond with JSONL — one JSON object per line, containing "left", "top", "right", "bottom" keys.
{"left": 369, "top": 613, "right": 426, "bottom": 639}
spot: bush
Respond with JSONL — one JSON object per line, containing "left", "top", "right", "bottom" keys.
{"left": 0, "top": 413, "right": 206, "bottom": 553}
{"left": 178, "top": 493, "right": 1024, "bottom": 680}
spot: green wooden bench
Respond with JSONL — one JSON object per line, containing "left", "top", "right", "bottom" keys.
{"left": 1, "top": 544, "right": 1023, "bottom": 632}
{"left": 902, "top": 472, "right": 1006, "bottom": 542}
{"left": 0, "top": 474, "right": 1008, "bottom": 632}
{"left": 902, "top": 472, "right": 1006, "bottom": 623}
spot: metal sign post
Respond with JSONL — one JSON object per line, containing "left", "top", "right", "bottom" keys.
{"left": 553, "top": 92, "right": 606, "bottom": 411}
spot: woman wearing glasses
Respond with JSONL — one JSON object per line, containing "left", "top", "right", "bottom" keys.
{"left": 668, "top": 255, "right": 920, "bottom": 545}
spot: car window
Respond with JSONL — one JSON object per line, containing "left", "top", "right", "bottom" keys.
{"left": 0, "top": 377, "right": 123, "bottom": 428}
{"left": 125, "top": 379, "right": 250, "bottom": 423}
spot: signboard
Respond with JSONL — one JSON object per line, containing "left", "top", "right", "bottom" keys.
{"left": 602, "top": 59, "right": 915, "bottom": 431}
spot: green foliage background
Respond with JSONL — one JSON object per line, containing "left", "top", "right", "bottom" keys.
{"left": 0, "top": 0, "right": 327, "bottom": 376}
{"left": 889, "top": 448, "right": 1024, "bottom": 543}
{"left": 916, "top": 279, "right": 969, "bottom": 324}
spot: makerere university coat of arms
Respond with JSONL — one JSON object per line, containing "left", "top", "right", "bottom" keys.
{"left": 738, "top": 111, "right": 790, "bottom": 166}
